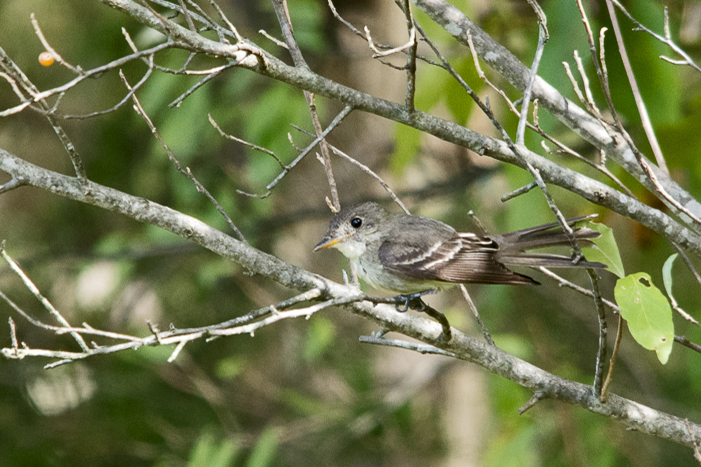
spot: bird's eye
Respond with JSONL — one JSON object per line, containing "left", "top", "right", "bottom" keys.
{"left": 350, "top": 217, "right": 362, "bottom": 228}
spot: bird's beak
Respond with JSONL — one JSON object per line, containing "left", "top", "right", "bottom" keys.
{"left": 313, "top": 233, "right": 351, "bottom": 252}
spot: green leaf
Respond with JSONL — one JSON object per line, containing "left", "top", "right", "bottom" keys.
{"left": 390, "top": 123, "right": 422, "bottom": 172}
{"left": 662, "top": 253, "right": 678, "bottom": 299}
{"left": 188, "top": 431, "right": 239, "bottom": 467}
{"left": 247, "top": 427, "right": 278, "bottom": 467}
{"left": 304, "top": 317, "right": 335, "bottom": 362}
{"left": 490, "top": 333, "right": 533, "bottom": 361}
{"left": 614, "top": 273, "right": 674, "bottom": 364}
{"left": 280, "top": 388, "right": 323, "bottom": 416}
{"left": 215, "top": 356, "right": 246, "bottom": 380}
{"left": 580, "top": 221, "right": 625, "bottom": 278}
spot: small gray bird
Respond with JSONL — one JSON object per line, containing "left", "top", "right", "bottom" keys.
{"left": 314, "top": 202, "right": 605, "bottom": 296}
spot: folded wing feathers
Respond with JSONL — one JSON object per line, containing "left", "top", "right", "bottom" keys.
{"left": 380, "top": 215, "right": 604, "bottom": 286}
{"left": 383, "top": 233, "right": 538, "bottom": 285}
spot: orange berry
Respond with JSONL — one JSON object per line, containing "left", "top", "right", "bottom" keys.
{"left": 39, "top": 52, "right": 55, "bottom": 66}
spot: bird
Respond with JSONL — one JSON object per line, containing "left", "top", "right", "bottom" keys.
{"left": 314, "top": 202, "right": 605, "bottom": 301}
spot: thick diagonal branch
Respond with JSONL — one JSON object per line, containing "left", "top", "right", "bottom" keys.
{"left": 1, "top": 147, "right": 700, "bottom": 449}
{"left": 96, "top": 0, "right": 701, "bottom": 257}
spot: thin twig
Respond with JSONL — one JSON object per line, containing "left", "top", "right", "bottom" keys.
{"left": 210, "top": 114, "right": 286, "bottom": 170}
{"left": 0, "top": 245, "right": 89, "bottom": 352}
{"left": 8, "top": 317, "right": 18, "bottom": 350}
{"left": 0, "top": 88, "right": 31, "bottom": 117}
{"left": 573, "top": 50, "right": 602, "bottom": 117}
{"left": 28, "top": 43, "right": 174, "bottom": 104}
{"left": 308, "top": 95, "right": 340, "bottom": 211}
{"left": 519, "top": 392, "right": 547, "bottom": 415}
{"left": 667, "top": 288, "right": 701, "bottom": 328}
{"left": 601, "top": 313, "right": 623, "bottom": 402}
{"left": 364, "top": 25, "right": 417, "bottom": 58}
{"left": 603, "top": 0, "right": 668, "bottom": 175}
{"left": 290, "top": 124, "right": 410, "bottom": 214}
{"left": 271, "top": 0, "right": 340, "bottom": 210}
{"left": 0, "top": 177, "right": 27, "bottom": 194}
{"left": 123, "top": 73, "right": 247, "bottom": 242}
{"left": 167, "top": 60, "right": 243, "bottom": 108}
{"left": 501, "top": 181, "right": 537, "bottom": 202}
{"left": 395, "top": 0, "right": 418, "bottom": 111}
{"left": 176, "top": 0, "right": 196, "bottom": 32}
{"left": 674, "top": 336, "right": 701, "bottom": 355}
{"left": 30, "top": 13, "right": 83, "bottom": 75}
{"left": 62, "top": 56, "right": 155, "bottom": 119}
{"left": 516, "top": 4, "right": 548, "bottom": 145}
{"left": 458, "top": 285, "right": 494, "bottom": 346}
{"left": 589, "top": 270, "right": 607, "bottom": 398}
{"left": 238, "top": 106, "right": 353, "bottom": 199}
{"left": 207, "top": 0, "right": 244, "bottom": 42}
{"left": 671, "top": 241, "right": 701, "bottom": 286}
{"left": 538, "top": 267, "right": 619, "bottom": 311}
{"left": 259, "top": 29, "right": 288, "bottom": 49}
{"left": 0, "top": 48, "right": 87, "bottom": 179}
{"left": 611, "top": 0, "right": 701, "bottom": 73}
{"left": 326, "top": 0, "right": 446, "bottom": 70}
{"left": 576, "top": 1, "right": 701, "bottom": 229}
{"left": 1, "top": 289, "right": 326, "bottom": 366}
{"left": 533, "top": 118, "right": 634, "bottom": 198}
{"left": 467, "top": 211, "right": 488, "bottom": 236}
{"left": 358, "top": 335, "right": 456, "bottom": 357}
{"left": 167, "top": 339, "right": 188, "bottom": 362}
{"left": 0, "top": 290, "right": 139, "bottom": 341}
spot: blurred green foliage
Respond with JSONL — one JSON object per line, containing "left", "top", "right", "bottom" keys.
{"left": 1, "top": 0, "right": 700, "bottom": 466}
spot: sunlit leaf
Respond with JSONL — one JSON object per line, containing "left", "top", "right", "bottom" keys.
{"left": 580, "top": 221, "right": 625, "bottom": 278}
{"left": 662, "top": 253, "right": 678, "bottom": 299}
{"left": 304, "top": 317, "right": 335, "bottom": 362}
{"left": 614, "top": 273, "right": 674, "bottom": 364}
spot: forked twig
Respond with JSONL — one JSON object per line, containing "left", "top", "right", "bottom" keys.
{"left": 123, "top": 73, "right": 247, "bottom": 242}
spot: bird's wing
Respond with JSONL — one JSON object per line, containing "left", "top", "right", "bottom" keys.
{"left": 378, "top": 226, "right": 538, "bottom": 285}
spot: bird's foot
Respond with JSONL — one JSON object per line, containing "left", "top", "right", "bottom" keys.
{"left": 393, "top": 290, "right": 437, "bottom": 312}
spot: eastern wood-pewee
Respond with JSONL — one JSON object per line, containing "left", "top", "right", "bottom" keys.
{"left": 314, "top": 202, "right": 605, "bottom": 295}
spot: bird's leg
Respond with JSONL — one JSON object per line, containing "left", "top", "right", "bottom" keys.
{"left": 390, "top": 290, "right": 451, "bottom": 341}
{"left": 393, "top": 289, "right": 437, "bottom": 312}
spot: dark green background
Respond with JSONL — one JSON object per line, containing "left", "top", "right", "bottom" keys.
{"left": 1, "top": 0, "right": 700, "bottom": 465}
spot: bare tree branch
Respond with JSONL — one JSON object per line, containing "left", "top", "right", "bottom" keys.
{"left": 413, "top": 0, "right": 701, "bottom": 223}
{"left": 1, "top": 146, "right": 700, "bottom": 448}
{"left": 86, "top": 0, "right": 701, "bottom": 258}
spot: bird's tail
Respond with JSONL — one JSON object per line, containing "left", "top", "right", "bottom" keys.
{"left": 491, "top": 215, "right": 606, "bottom": 269}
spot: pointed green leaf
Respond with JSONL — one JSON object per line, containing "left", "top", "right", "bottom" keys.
{"left": 580, "top": 221, "right": 625, "bottom": 278}
{"left": 662, "top": 253, "right": 678, "bottom": 298}
{"left": 614, "top": 273, "right": 674, "bottom": 364}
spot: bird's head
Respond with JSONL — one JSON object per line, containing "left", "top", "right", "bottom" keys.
{"left": 313, "top": 202, "right": 389, "bottom": 260}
